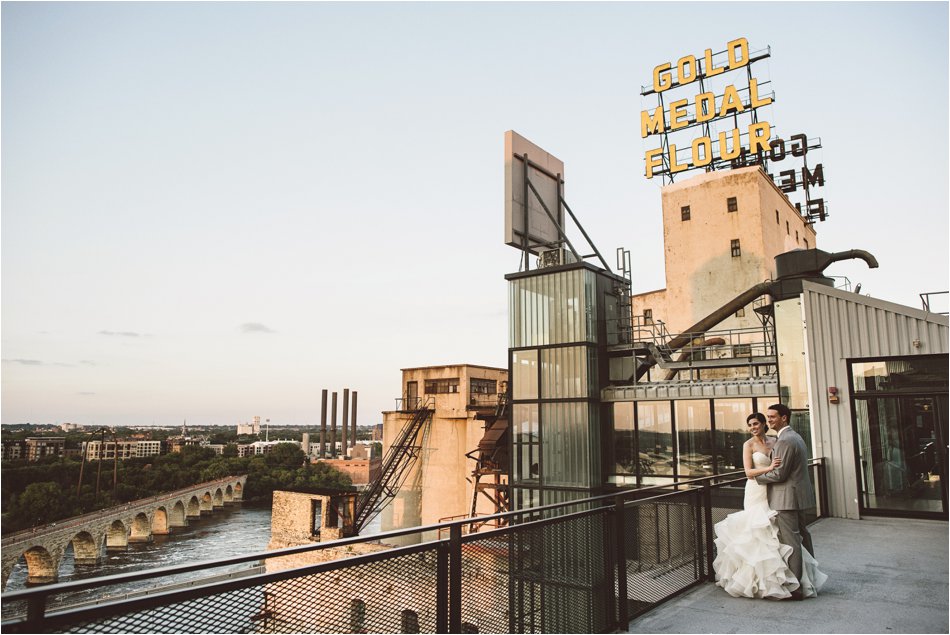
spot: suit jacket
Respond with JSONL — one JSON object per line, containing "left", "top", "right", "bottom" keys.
{"left": 755, "top": 427, "right": 816, "bottom": 511}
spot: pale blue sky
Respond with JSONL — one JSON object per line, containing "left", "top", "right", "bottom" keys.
{"left": 3, "top": 2, "right": 948, "bottom": 428}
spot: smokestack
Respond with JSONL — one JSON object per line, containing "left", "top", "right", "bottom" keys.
{"left": 330, "top": 392, "right": 338, "bottom": 458}
{"left": 341, "top": 389, "right": 349, "bottom": 458}
{"left": 320, "top": 389, "right": 328, "bottom": 458}
{"left": 351, "top": 391, "right": 358, "bottom": 448}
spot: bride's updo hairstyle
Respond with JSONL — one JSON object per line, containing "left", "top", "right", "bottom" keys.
{"left": 746, "top": 412, "right": 766, "bottom": 425}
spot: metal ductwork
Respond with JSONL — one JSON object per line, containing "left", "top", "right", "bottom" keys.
{"left": 633, "top": 247, "right": 880, "bottom": 380}
{"left": 772, "top": 248, "right": 879, "bottom": 301}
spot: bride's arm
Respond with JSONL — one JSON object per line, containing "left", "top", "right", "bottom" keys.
{"left": 743, "top": 442, "right": 782, "bottom": 478}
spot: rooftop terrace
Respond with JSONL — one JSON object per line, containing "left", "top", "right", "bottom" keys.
{"left": 631, "top": 516, "right": 948, "bottom": 634}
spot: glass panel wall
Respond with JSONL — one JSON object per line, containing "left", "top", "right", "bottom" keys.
{"left": 509, "top": 269, "right": 596, "bottom": 348}
{"left": 541, "top": 346, "right": 593, "bottom": 399}
{"left": 713, "top": 398, "right": 754, "bottom": 473}
{"left": 676, "top": 400, "right": 713, "bottom": 477}
{"left": 637, "top": 401, "right": 674, "bottom": 484}
{"left": 606, "top": 396, "right": 777, "bottom": 485}
{"left": 512, "top": 350, "right": 539, "bottom": 400}
{"left": 851, "top": 355, "right": 948, "bottom": 518}
{"left": 541, "top": 402, "right": 591, "bottom": 488}
{"left": 608, "top": 403, "right": 637, "bottom": 484}
{"left": 512, "top": 404, "right": 539, "bottom": 483}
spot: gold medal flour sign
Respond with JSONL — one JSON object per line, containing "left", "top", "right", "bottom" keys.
{"left": 640, "top": 37, "right": 828, "bottom": 222}
{"left": 641, "top": 38, "right": 772, "bottom": 180}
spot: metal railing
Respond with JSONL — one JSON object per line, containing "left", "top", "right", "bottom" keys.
{"left": 1, "top": 460, "right": 828, "bottom": 634}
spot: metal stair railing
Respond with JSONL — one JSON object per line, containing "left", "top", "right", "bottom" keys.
{"left": 353, "top": 397, "right": 434, "bottom": 532}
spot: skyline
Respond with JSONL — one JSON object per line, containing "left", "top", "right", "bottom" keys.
{"left": 3, "top": 2, "right": 948, "bottom": 428}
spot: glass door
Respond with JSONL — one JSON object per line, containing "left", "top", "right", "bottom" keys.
{"left": 855, "top": 394, "right": 948, "bottom": 517}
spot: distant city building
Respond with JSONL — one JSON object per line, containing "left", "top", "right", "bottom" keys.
{"left": 134, "top": 440, "right": 164, "bottom": 457}
{"left": 58, "top": 422, "right": 84, "bottom": 432}
{"left": 167, "top": 437, "right": 202, "bottom": 453}
{"left": 205, "top": 444, "right": 226, "bottom": 456}
{"left": 82, "top": 440, "right": 137, "bottom": 461}
{"left": 25, "top": 437, "right": 66, "bottom": 461}
{"left": 242, "top": 439, "right": 302, "bottom": 456}
{"left": 237, "top": 420, "right": 262, "bottom": 436}
{"left": 2, "top": 440, "right": 26, "bottom": 461}
{"left": 372, "top": 424, "right": 383, "bottom": 441}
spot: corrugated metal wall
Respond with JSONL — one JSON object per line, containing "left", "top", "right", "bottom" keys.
{"left": 801, "top": 281, "right": 949, "bottom": 519}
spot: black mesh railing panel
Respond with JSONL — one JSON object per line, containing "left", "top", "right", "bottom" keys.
{"left": 620, "top": 492, "right": 701, "bottom": 619}
{"left": 2, "top": 464, "right": 830, "bottom": 635}
{"left": 35, "top": 547, "right": 442, "bottom": 635}
{"left": 457, "top": 535, "right": 511, "bottom": 634}
{"left": 502, "top": 510, "right": 611, "bottom": 634}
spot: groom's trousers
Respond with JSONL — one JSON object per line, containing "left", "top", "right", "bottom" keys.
{"left": 775, "top": 508, "right": 814, "bottom": 583}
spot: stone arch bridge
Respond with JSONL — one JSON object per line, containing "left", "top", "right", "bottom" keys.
{"left": 1, "top": 475, "right": 247, "bottom": 589}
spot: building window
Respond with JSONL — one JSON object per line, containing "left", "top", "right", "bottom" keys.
{"left": 795, "top": 230, "right": 799, "bottom": 242}
{"left": 775, "top": 209, "right": 779, "bottom": 224}
{"left": 786, "top": 221, "right": 790, "bottom": 235}
{"left": 727, "top": 197, "right": 738, "bottom": 213}
{"left": 643, "top": 308, "right": 653, "bottom": 323}
{"left": 681, "top": 205, "right": 691, "bottom": 221}
{"left": 731, "top": 239, "right": 741, "bottom": 257}
{"left": 470, "top": 378, "right": 497, "bottom": 395}
{"left": 804, "top": 238, "right": 809, "bottom": 249}
{"left": 735, "top": 307, "right": 745, "bottom": 318}
{"left": 424, "top": 378, "right": 459, "bottom": 394}
{"left": 311, "top": 500, "right": 322, "bottom": 536}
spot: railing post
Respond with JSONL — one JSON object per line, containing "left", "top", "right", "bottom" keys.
{"left": 702, "top": 483, "right": 715, "bottom": 582}
{"left": 436, "top": 541, "right": 449, "bottom": 634}
{"left": 614, "top": 495, "right": 629, "bottom": 629}
{"left": 449, "top": 524, "right": 463, "bottom": 634}
{"left": 818, "top": 460, "right": 830, "bottom": 519}
{"left": 26, "top": 592, "right": 48, "bottom": 631}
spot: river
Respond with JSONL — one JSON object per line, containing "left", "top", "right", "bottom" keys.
{"left": 2, "top": 502, "right": 382, "bottom": 620}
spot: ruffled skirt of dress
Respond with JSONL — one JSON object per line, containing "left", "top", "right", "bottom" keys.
{"left": 713, "top": 503, "right": 798, "bottom": 599}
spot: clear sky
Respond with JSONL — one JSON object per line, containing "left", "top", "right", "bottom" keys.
{"left": 2, "top": 2, "right": 948, "bottom": 429}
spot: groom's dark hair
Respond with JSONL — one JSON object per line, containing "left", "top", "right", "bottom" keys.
{"left": 768, "top": 403, "right": 791, "bottom": 420}
{"left": 747, "top": 412, "right": 766, "bottom": 424}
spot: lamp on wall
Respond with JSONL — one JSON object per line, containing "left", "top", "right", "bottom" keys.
{"left": 828, "top": 386, "right": 840, "bottom": 405}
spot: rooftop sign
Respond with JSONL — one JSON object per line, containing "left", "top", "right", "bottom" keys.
{"left": 640, "top": 37, "right": 829, "bottom": 222}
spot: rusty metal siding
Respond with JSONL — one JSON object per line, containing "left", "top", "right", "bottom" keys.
{"left": 801, "top": 281, "right": 949, "bottom": 519}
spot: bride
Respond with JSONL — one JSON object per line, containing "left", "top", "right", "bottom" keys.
{"left": 713, "top": 412, "right": 828, "bottom": 599}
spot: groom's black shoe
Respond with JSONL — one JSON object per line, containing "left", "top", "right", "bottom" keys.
{"left": 788, "top": 590, "right": 804, "bottom": 601}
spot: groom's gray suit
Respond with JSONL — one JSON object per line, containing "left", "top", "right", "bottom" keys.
{"left": 755, "top": 426, "right": 815, "bottom": 584}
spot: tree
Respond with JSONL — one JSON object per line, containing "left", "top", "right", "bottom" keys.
{"left": 12, "top": 482, "right": 75, "bottom": 529}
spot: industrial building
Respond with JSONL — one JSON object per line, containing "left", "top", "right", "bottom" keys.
{"left": 380, "top": 364, "right": 508, "bottom": 541}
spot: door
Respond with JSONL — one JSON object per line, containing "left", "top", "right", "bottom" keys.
{"left": 855, "top": 394, "right": 948, "bottom": 517}
{"left": 405, "top": 381, "right": 418, "bottom": 410}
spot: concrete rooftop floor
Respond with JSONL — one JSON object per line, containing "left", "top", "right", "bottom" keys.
{"left": 629, "top": 516, "right": 948, "bottom": 634}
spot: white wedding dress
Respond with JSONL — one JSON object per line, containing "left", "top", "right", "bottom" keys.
{"left": 713, "top": 451, "right": 828, "bottom": 599}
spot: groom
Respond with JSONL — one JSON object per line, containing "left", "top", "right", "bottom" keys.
{"left": 756, "top": 403, "right": 816, "bottom": 600}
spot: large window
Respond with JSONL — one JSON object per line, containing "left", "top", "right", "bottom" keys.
{"left": 637, "top": 401, "right": 674, "bottom": 483}
{"left": 425, "top": 378, "right": 459, "bottom": 394}
{"left": 850, "top": 355, "right": 948, "bottom": 518}
{"left": 512, "top": 350, "right": 539, "bottom": 400}
{"left": 607, "top": 396, "right": 775, "bottom": 484}
{"left": 676, "top": 400, "right": 712, "bottom": 477}
{"left": 542, "top": 402, "right": 592, "bottom": 487}
{"left": 470, "top": 378, "right": 497, "bottom": 394}
{"left": 609, "top": 403, "right": 637, "bottom": 479}
{"left": 512, "top": 404, "right": 539, "bottom": 484}
{"left": 509, "top": 268, "right": 596, "bottom": 348}
{"left": 541, "top": 346, "right": 593, "bottom": 399}
{"left": 714, "top": 398, "right": 755, "bottom": 473}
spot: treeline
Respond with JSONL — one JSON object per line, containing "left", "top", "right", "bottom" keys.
{"left": 0, "top": 443, "right": 352, "bottom": 534}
